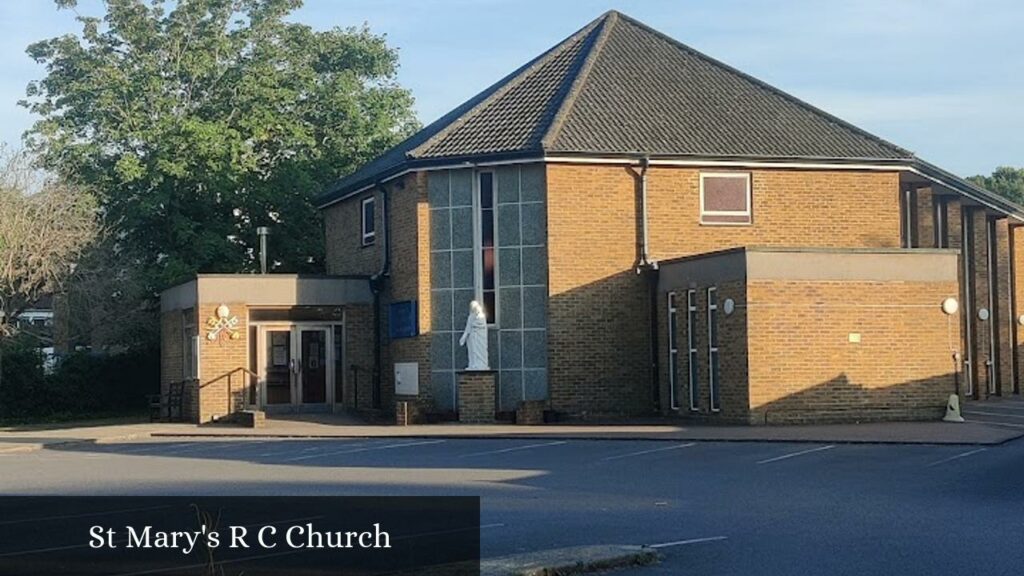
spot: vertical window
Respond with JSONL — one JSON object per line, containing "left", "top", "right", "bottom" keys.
{"left": 667, "top": 292, "right": 679, "bottom": 410}
{"left": 686, "top": 289, "right": 699, "bottom": 411}
{"left": 900, "top": 187, "right": 918, "bottom": 248}
{"left": 962, "top": 209, "right": 975, "bottom": 398}
{"left": 707, "top": 287, "right": 720, "bottom": 412}
{"left": 361, "top": 196, "right": 376, "bottom": 246}
{"left": 182, "top": 309, "right": 197, "bottom": 380}
{"left": 700, "top": 173, "right": 751, "bottom": 225}
{"left": 934, "top": 197, "right": 949, "bottom": 249}
{"left": 477, "top": 172, "right": 496, "bottom": 323}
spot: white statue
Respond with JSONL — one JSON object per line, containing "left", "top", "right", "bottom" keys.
{"left": 459, "top": 300, "right": 489, "bottom": 370}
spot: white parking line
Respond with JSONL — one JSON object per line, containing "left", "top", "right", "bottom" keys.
{"left": 459, "top": 441, "right": 568, "bottom": 458}
{"left": 926, "top": 447, "right": 987, "bottom": 467}
{"left": 601, "top": 443, "right": 696, "bottom": 461}
{"left": 280, "top": 440, "right": 446, "bottom": 462}
{"left": 105, "top": 442, "right": 199, "bottom": 454}
{"left": 756, "top": 445, "right": 835, "bottom": 465}
{"left": 258, "top": 441, "right": 374, "bottom": 458}
{"left": 648, "top": 535, "right": 728, "bottom": 549}
{"left": 964, "top": 410, "right": 1024, "bottom": 419}
{"left": 967, "top": 420, "right": 1024, "bottom": 429}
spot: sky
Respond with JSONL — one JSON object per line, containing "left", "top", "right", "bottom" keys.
{"left": 0, "top": 0, "right": 1022, "bottom": 177}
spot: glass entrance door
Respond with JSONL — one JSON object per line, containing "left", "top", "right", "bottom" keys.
{"left": 300, "top": 329, "right": 328, "bottom": 404}
{"left": 264, "top": 329, "right": 293, "bottom": 405}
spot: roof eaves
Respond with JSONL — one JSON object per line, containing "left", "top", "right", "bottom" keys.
{"left": 541, "top": 149, "right": 915, "bottom": 166}
{"left": 316, "top": 149, "right": 545, "bottom": 209}
{"left": 912, "top": 159, "right": 1024, "bottom": 221}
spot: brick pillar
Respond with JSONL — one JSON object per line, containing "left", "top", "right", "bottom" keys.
{"left": 457, "top": 370, "right": 496, "bottom": 424}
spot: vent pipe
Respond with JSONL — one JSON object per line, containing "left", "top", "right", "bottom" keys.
{"left": 257, "top": 226, "right": 270, "bottom": 274}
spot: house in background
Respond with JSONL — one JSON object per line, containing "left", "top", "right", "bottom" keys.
{"left": 161, "top": 10, "right": 1024, "bottom": 425}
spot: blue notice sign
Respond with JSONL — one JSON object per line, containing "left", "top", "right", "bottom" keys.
{"left": 389, "top": 301, "right": 418, "bottom": 339}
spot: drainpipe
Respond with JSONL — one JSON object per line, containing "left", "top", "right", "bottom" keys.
{"left": 369, "top": 183, "right": 391, "bottom": 410}
{"left": 638, "top": 157, "right": 652, "bottom": 269}
{"left": 634, "top": 157, "right": 661, "bottom": 412}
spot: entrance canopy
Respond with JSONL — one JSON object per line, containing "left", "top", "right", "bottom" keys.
{"left": 159, "top": 275, "right": 374, "bottom": 424}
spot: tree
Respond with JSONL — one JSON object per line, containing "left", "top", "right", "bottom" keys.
{"left": 21, "top": 0, "right": 419, "bottom": 294}
{"left": 968, "top": 167, "right": 1024, "bottom": 205}
{"left": 0, "top": 147, "right": 98, "bottom": 339}
{"left": 0, "top": 145, "right": 99, "bottom": 388}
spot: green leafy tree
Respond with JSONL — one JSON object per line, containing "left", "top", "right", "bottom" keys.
{"left": 968, "top": 167, "right": 1024, "bottom": 205}
{"left": 21, "top": 0, "right": 418, "bottom": 293}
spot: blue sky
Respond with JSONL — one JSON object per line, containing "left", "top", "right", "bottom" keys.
{"left": 1, "top": 0, "right": 1021, "bottom": 176}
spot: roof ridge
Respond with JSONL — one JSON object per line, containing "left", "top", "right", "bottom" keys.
{"left": 407, "top": 15, "right": 606, "bottom": 159}
{"left": 540, "top": 11, "right": 618, "bottom": 151}
{"left": 609, "top": 11, "right": 914, "bottom": 159}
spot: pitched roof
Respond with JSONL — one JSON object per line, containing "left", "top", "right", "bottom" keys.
{"left": 317, "top": 11, "right": 930, "bottom": 207}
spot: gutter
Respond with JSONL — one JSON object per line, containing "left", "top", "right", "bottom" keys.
{"left": 633, "top": 156, "right": 661, "bottom": 413}
{"left": 368, "top": 182, "right": 391, "bottom": 410}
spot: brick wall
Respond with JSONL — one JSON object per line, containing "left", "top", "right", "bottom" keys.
{"left": 746, "top": 280, "right": 959, "bottom": 424}
{"left": 546, "top": 163, "right": 902, "bottom": 418}
{"left": 343, "top": 304, "right": 376, "bottom": 410}
{"left": 383, "top": 172, "right": 432, "bottom": 417}
{"left": 323, "top": 173, "right": 432, "bottom": 417}
{"left": 657, "top": 280, "right": 749, "bottom": 422}
{"left": 457, "top": 371, "right": 496, "bottom": 423}
{"left": 196, "top": 303, "right": 250, "bottom": 423}
{"left": 324, "top": 189, "right": 382, "bottom": 276}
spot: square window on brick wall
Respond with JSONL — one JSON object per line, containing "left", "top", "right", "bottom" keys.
{"left": 700, "top": 173, "right": 751, "bottom": 225}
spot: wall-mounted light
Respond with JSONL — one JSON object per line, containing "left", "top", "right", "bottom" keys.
{"left": 723, "top": 298, "right": 735, "bottom": 315}
{"left": 941, "top": 297, "right": 959, "bottom": 315}
{"left": 1018, "top": 315, "right": 1024, "bottom": 326}
{"left": 978, "top": 308, "right": 990, "bottom": 322}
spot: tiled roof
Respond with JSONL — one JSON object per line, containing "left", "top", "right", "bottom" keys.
{"left": 318, "top": 10, "right": 917, "bottom": 206}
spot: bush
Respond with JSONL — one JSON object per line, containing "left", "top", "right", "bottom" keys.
{"left": 0, "top": 340, "right": 159, "bottom": 422}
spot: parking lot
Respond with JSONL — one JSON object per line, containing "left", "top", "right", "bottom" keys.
{"left": 2, "top": 434, "right": 1023, "bottom": 575}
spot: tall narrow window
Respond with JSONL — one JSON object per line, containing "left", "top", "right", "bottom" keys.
{"left": 477, "top": 172, "right": 496, "bottom": 323}
{"left": 962, "top": 209, "right": 975, "bottom": 398}
{"left": 361, "top": 196, "right": 376, "bottom": 246}
{"left": 707, "top": 287, "right": 720, "bottom": 412}
{"left": 986, "top": 217, "right": 1000, "bottom": 396}
{"left": 700, "top": 173, "right": 751, "bottom": 225}
{"left": 934, "top": 197, "right": 949, "bottom": 249}
{"left": 687, "top": 289, "right": 699, "bottom": 411}
{"left": 667, "top": 292, "right": 679, "bottom": 410}
{"left": 182, "top": 309, "right": 197, "bottom": 380}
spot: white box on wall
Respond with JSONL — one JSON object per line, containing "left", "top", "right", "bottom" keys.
{"left": 394, "top": 362, "right": 419, "bottom": 396}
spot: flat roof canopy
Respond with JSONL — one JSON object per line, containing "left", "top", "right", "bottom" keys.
{"left": 658, "top": 246, "right": 959, "bottom": 290}
{"left": 160, "top": 275, "right": 374, "bottom": 312}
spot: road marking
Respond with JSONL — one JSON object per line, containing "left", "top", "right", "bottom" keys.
{"left": 601, "top": 443, "right": 696, "bottom": 461}
{"left": 148, "top": 441, "right": 257, "bottom": 456}
{"left": 280, "top": 439, "right": 446, "bottom": 462}
{"left": 964, "top": 410, "right": 1024, "bottom": 419}
{"left": 756, "top": 445, "right": 835, "bottom": 465}
{"left": 459, "top": 441, "right": 568, "bottom": 458}
{"left": 926, "top": 447, "right": 988, "bottom": 467}
{"left": 105, "top": 442, "right": 199, "bottom": 454}
{"left": 258, "top": 441, "right": 375, "bottom": 458}
{"left": 648, "top": 536, "right": 728, "bottom": 549}
{"left": 967, "top": 420, "right": 1024, "bottom": 429}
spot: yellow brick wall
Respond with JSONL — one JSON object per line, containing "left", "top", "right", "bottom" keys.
{"left": 196, "top": 303, "right": 250, "bottom": 423}
{"left": 746, "top": 280, "right": 960, "bottom": 423}
{"left": 546, "top": 163, "right": 902, "bottom": 417}
{"left": 657, "top": 280, "right": 749, "bottom": 423}
{"left": 323, "top": 173, "right": 432, "bottom": 417}
{"left": 324, "top": 189, "right": 382, "bottom": 276}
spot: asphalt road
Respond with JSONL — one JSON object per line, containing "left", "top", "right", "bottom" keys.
{"left": 2, "top": 436, "right": 1023, "bottom": 575}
